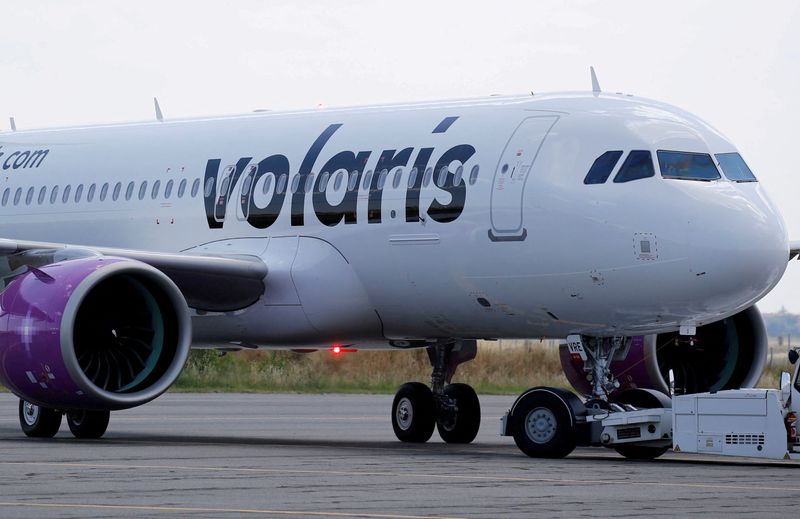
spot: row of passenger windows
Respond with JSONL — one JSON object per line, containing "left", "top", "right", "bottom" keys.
{"left": 219, "top": 164, "right": 481, "bottom": 198}
{"left": 0, "top": 178, "right": 202, "bottom": 207}
{"left": 583, "top": 150, "right": 757, "bottom": 185}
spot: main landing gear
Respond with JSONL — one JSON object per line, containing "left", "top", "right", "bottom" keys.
{"left": 18, "top": 399, "right": 110, "bottom": 439}
{"left": 392, "top": 340, "right": 481, "bottom": 444}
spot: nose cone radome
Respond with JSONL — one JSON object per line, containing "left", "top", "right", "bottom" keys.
{"left": 684, "top": 182, "right": 788, "bottom": 318}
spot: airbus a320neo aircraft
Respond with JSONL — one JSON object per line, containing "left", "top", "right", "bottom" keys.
{"left": 0, "top": 70, "right": 796, "bottom": 459}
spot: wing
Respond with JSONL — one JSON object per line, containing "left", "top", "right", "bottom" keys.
{"left": 792, "top": 240, "right": 800, "bottom": 261}
{"left": 0, "top": 238, "right": 267, "bottom": 312}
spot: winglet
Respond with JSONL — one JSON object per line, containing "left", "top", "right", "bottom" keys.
{"left": 9, "top": 117, "right": 16, "bottom": 131}
{"left": 154, "top": 97, "right": 164, "bottom": 122}
{"left": 590, "top": 66, "right": 601, "bottom": 94}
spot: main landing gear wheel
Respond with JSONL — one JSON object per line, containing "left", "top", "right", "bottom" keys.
{"left": 66, "top": 410, "right": 110, "bottom": 439}
{"left": 19, "top": 399, "right": 61, "bottom": 438}
{"left": 392, "top": 382, "right": 436, "bottom": 443}
{"left": 510, "top": 388, "right": 582, "bottom": 458}
{"left": 611, "top": 388, "right": 671, "bottom": 460}
{"left": 437, "top": 383, "right": 481, "bottom": 444}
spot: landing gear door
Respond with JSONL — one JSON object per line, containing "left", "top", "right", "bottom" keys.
{"left": 489, "top": 116, "right": 558, "bottom": 241}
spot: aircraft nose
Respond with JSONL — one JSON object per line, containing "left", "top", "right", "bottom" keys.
{"left": 685, "top": 182, "right": 788, "bottom": 315}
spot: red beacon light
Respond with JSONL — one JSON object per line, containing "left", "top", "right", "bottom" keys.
{"left": 330, "top": 344, "right": 357, "bottom": 356}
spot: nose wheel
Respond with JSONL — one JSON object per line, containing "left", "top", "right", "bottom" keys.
{"left": 19, "top": 399, "right": 62, "bottom": 438}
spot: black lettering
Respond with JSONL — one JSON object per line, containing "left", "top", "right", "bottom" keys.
{"left": 203, "top": 159, "right": 223, "bottom": 229}
{"left": 3, "top": 151, "right": 19, "bottom": 170}
{"left": 426, "top": 144, "right": 474, "bottom": 223}
{"left": 24, "top": 149, "right": 48, "bottom": 168}
{"left": 368, "top": 148, "right": 413, "bottom": 223}
{"left": 291, "top": 124, "right": 342, "bottom": 226}
{"left": 313, "top": 151, "right": 371, "bottom": 226}
{"left": 13, "top": 151, "right": 29, "bottom": 169}
{"left": 405, "top": 147, "right": 434, "bottom": 222}
{"left": 244, "top": 154, "right": 291, "bottom": 229}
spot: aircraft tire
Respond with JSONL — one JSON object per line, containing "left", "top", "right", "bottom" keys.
{"left": 437, "top": 383, "right": 481, "bottom": 444}
{"left": 66, "top": 409, "right": 110, "bottom": 439}
{"left": 392, "top": 382, "right": 436, "bottom": 443}
{"left": 19, "top": 399, "right": 61, "bottom": 438}
{"left": 510, "top": 389, "right": 577, "bottom": 458}
{"left": 611, "top": 388, "right": 670, "bottom": 460}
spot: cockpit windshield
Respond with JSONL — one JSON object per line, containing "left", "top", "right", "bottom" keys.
{"left": 657, "top": 150, "right": 720, "bottom": 181}
{"left": 716, "top": 152, "right": 758, "bottom": 182}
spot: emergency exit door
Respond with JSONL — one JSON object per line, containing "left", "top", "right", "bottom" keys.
{"left": 489, "top": 116, "right": 558, "bottom": 241}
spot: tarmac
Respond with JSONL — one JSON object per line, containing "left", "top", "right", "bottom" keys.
{"left": 0, "top": 392, "right": 797, "bottom": 518}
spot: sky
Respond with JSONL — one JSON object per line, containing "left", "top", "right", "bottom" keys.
{"left": 0, "top": 0, "right": 798, "bottom": 312}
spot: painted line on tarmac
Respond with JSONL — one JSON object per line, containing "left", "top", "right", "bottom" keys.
{"left": 0, "top": 501, "right": 465, "bottom": 519}
{"left": 0, "top": 460, "right": 794, "bottom": 493}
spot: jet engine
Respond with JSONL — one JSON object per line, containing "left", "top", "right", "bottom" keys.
{"left": 0, "top": 252, "right": 191, "bottom": 410}
{"left": 559, "top": 306, "right": 768, "bottom": 397}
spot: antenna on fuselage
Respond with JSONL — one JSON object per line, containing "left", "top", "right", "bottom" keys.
{"left": 9, "top": 117, "right": 16, "bottom": 131}
{"left": 153, "top": 97, "right": 164, "bottom": 122}
{"left": 590, "top": 66, "right": 601, "bottom": 95}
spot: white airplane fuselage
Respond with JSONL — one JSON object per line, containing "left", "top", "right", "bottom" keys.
{"left": 0, "top": 92, "right": 788, "bottom": 349}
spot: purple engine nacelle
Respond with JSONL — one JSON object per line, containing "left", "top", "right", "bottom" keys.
{"left": 0, "top": 253, "right": 191, "bottom": 411}
{"left": 560, "top": 306, "right": 768, "bottom": 397}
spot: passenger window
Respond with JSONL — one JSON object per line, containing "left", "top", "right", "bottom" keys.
{"left": 392, "top": 168, "right": 403, "bottom": 189}
{"left": 715, "top": 152, "right": 757, "bottom": 182}
{"left": 454, "top": 165, "right": 464, "bottom": 186}
{"left": 25, "top": 187, "right": 34, "bottom": 205}
{"left": 87, "top": 184, "right": 96, "bottom": 202}
{"left": 469, "top": 165, "right": 480, "bottom": 185}
{"left": 334, "top": 170, "right": 345, "bottom": 191}
{"left": 204, "top": 177, "right": 214, "bottom": 198}
{"left": 658, "top": 150, "right": 720, "bottom": 181}
{"left": 305, "top": 173, "right": 315, "bottom": 194}
{"left": 240, "top": 176, "right": 251, "bottom": 196}
{"left": 164, "top": 179, "right": 173, "bottom": 199}
{"left": 290, "top": 175, "right": 300, "bottom": 194}
{"left": 13, "top": 188, "right": 21, "bottom": 206}
{"left": 37, "top": 186, "right": 46, "bottom": 205}
{"left": 262, "top": 174, "right": 273, "bottom": 194}
{"left": 436, "top": 167, "right": 448, "bottom": 187}
{"left": 348, "top": 171, "right": 358, "bottom": 191}
{"left": 423, "top": 167, "right": 433, "bottom": 187}
{"left": 276, "top": 174, "right": 287, "bottom": 194}
{"left": 50, "top": 186, "right": 59, "bottom": 204}
{"left": 613, "top": 151, "right": 655, "bottom": 183}
{"left": 100, "top": 183, "right": 109, "bottom": 201}
{"left": 177, "top": 179, "right": 187, "bottom": 198}
{"left": 62, "top": 185, "right": 71, "bottom": 204}
{"left": 1, "top": 188, "right": 9, "bottom": 206}
{"left": 138, "top": 181, "right": 148, "bottom": 200}
{"left": 75, "top": 184, "right": 84, "bottom": 203}
{"left": 584, "top": 151, "right": 623, "bottom": 184}
{"left": 112, "top": 182, "right": 122, "bottom": 201}
{"left": 191, "top": 178, "right": 200, "bottom": 197}
{"left": 362, "top": 170, "right": 373, "bottom": 190}
{"left": 377, "top": 169, "right": 387, "bottom": 190}
{"left": 125, "top": 181, "right": 135, "bottom": 201}
{"left": 408, "top": 167, "right": 418, "bottom": 188}
{"left": 152, "top": 180, "right": 161, "bottom": 199}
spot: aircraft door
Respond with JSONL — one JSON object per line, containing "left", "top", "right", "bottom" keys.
{"left": 489, "top": 116, "right": 558, "bottom": 241}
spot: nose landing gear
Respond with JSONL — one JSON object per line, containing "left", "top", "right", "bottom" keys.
{"left": 391, "top": 340, "right": 481, "bottom": 444}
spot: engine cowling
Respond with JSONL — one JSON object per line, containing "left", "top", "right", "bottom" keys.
{"left": 559, "top": 306, "right": 768, "bottom": 397}
{"left": 0, "top": 254, "right": 191, "bottom": 410}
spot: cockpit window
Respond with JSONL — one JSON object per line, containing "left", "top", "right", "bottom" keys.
{"left": 584, "top": 151, "right": 623, "bottom": 184}
{"left": 613, "top": 150, "right": 655, "bottom": 183}
{"left": 716, "top": 152, "right": 757, "bottom": 182}
{"left": 658, "top": 150, "right": 720, "bottom": 181}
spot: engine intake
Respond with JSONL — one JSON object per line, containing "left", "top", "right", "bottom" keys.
{"left": 0, "top": 254, "right": 191, "bottom": 410}
{"left": 559, "top": 306, "right": 768, "bottom": 397}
